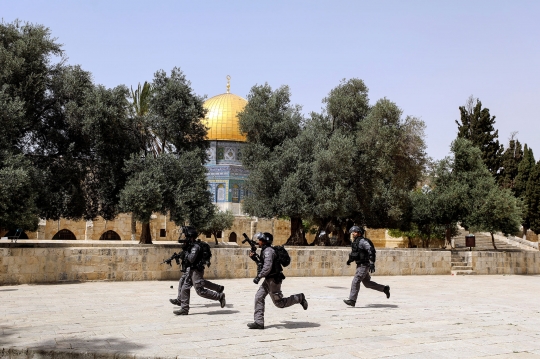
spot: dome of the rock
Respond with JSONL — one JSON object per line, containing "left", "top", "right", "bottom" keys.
{"left": 203, "top": 90, "right": 247, "bottom": 142}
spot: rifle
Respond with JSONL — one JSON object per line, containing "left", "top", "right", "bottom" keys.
{"left": 242, "top": 233, "right": 263, "bottom": 283}
{"left": 162, "top": 252, "right": 183, "bottom": 266}
{"left": 162, "top": 245, "right": 191, "bottom": 272}
{"left": 242, "top": 233, "right": 260, "bottom": 262}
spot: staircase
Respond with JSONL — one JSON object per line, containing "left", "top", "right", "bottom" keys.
{"left": 450, "top": 251, "right": 476, "bottom": 275}
{"left": 453, "top": 232, "right": 523, "bottom": 251}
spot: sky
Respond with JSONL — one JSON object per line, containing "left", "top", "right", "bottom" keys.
{"left": 2, "top": 0, "right": 539, "bottom": 160}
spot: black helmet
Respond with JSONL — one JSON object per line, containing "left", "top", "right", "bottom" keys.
{"left": 182, "top": 226, "right": 199, "bottom": 239}
{"left": 348, "top": 225, "right": 364, "bottom": 236}
{"left": 255, "top": 232, "right": 273, "bottom": 245}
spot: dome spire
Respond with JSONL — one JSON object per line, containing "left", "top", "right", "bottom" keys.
{"left": 226, "top": 75, "right": 231, "bottom": 93}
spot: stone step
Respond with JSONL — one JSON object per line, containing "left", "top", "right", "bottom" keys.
{"left": 452, "top": 232, "right": 523, "bottom": 251}
{"left": 451, "top": 266, "right": 473, "bottom": 271}
{"left": 451, "top": 269, "right": 477, "bottom": 275}
{"left": 451, "top": 262, "right": 467, "bottom": 266}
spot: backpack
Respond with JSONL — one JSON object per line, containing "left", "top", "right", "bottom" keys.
{"left": 196, "top": 240, "right": 212, "bottom": 268}
{"left": 273, "top": 245, "right": 291, "bottom": 267}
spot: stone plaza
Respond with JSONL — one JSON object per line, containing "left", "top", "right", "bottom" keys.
{"left": 2, "top": 275, "right": 540, "bottom": 358}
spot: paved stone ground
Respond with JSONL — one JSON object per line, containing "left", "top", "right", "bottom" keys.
{"left": 2, "top": 275, "right": 540, "bottom": 358}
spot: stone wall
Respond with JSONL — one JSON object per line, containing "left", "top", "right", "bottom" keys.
{"left": 3, "top": 215, "right": 412, "bottom": 248}
{"left": 463, "top": 251, "right": 540, "bottom": 275}
{"left": 0, "top": 243, "right": 453, "bottom": 285}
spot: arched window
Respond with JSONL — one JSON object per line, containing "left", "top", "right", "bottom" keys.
{"left": 99, "top": 230, "right": 121, "bottom": 240}
{"left": 217, "top": 184, "right": 226, "bottom": 202}
{"left": 52, "top": 229, "right": 76, "bottom": 240}
{"left": 232, "top": 184, "right": 240, "bottom": 203}
{"left": 229, "top": 232, "right": 237, "bottom": 243}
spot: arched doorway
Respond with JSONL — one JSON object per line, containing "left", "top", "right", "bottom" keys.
{"left": 52, "top": 229, "right": 76, "bottom": 240}
{"left": 229, "top": 232, "right": 237, "bottom": 243}
{"left": 4, "top": 229, "right": 28, "bottom": 240}
{"left": 99, "top": 230, "right": 121, "bottom": 241}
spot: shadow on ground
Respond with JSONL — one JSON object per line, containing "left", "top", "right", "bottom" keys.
{"left": 199, "top": 303, "right": 234, "bottom": 308}
{"left": 30, "top": 336, "right": 145, "bottom": 352}
{"left": 325, "top": 286, "right": 348, "bottom": 289}
{"left": 265, "top": 321, "right": 321, "bottom": 329}
{"left": 0, "top": 289, "right": 18, "bottom": 292}
{"left": 0, "top": 326, "right": 17, "bottom": 346}
{"left": 356, "top": 304, "right": 398, "bottom": 309}
{"left": 190, "top": 310, "right": 240, "bottom": 315}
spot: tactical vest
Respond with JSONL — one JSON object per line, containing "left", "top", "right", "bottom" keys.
{"left": 351, "top": 236, "right": 374, "bottom": 265}
{"left": 260, "top": 246, "right": 283, "bottom": 279}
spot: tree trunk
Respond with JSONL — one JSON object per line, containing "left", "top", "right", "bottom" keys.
{"left": 285, "top": 216, "right": 308, "bottom": 246}
{"left": 444, "top": 226, "right": 452, "bottom": 249}
{"left": 139, "top": 222, "right": 152, "bottom": 244}
{"left": 490, "top": 231, "right": 498, "bottom": 250}
{"left": 130, "top": 215, "right": 136, "bottom": 241}
{"left": 213, "top": 233, "right": 219, "bottom": 245}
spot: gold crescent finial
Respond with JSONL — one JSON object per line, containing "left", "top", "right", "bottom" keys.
{"left": 226, "top": 75, "right": 231, "bottom": 93}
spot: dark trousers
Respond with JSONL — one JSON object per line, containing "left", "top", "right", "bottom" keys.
{"left": 254, "top": 277, "right": 302, "bottom": 326}
{"left": 349, "top": 264, "right": 385, "bottom": 301}
{"left": 179, "top": 267, "right": 221, "bottom": 312}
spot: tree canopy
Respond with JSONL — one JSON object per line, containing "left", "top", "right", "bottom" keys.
{"left": 456, "top": 96, "right": 503, "bottom": 177}
{"left": 0, "top": 21, "right": 214, "bottom": 243}
{"left": 239, "top": 79, "right": 427, "bottom": 246}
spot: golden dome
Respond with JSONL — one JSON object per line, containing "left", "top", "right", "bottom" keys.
{"left": 203, "top": 77, "right": 247, "bottom": 142}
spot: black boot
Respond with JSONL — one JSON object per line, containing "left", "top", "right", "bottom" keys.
{"left": 219, "top": 293, "right": 226, "bottom": 308}
{"left": 169, "top": 298, "right": 180, "bottom": 305}
{"left": 217, "top": 285, "right": 225, "bottom": 294}
{"left": 343, "top": 299, "right": 356, "bottom": 307}
{"left": 173, "top": 309, "right": 188, "bottom": 315}
{"left": 300, "top": 293, "right": 308, "bottom": 310}
{"left": 384, "top": 285, "right": 390, "bottom": 299}
{"left": 247, "top": 322, "right": 264, "bottom": 329}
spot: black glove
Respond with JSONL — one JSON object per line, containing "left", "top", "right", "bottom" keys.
{"left": 253, "top": 277, "right": 261, "bottom": 284}
{"left": 369, "top": 263, "right": 375, "bottom": 273}
{"left": 346, "top": 259, "right": 352, "bottom": 266}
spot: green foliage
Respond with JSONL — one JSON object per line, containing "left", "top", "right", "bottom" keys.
{"left": 0, "top": 21, "right": 143, "bottom": 223}
{"left": 0, "top": 21, "right": 62, "bottom": 152}
{"left": 354, "top": 98, "right": 427, "bottom": 229}
{"left": 323, "top": 78, "right": 370, "bottom": 131}
{"left": 199, "top": 210, "right": 234, "bottom": 245}
{"left": 0, "top": 153, "right": 39, "bottom": 231}
{"left": 499, "top": 138, "right": 523, "bottom": 191}
{"left": 456, "top": 97, "right": 503, "bottom": 177}
{"left": 429, "top": 138, "right": 521, "bottom": 248}
{"left": 468, "top": 187, "right": 522, "bottom": 237}
{"left": 514, "top": 144, "right": 535, "bottom": 199}
{"left": 130, "top": 81, "right": 152, "bottom": 117}
{"left": 149, "top": 68, "right": 208, "bottom": 158}
{"left": 239, "top": 79, "right": 427, "bottom": 246}
{"left": 525, "top": 162, "right": 540, "bottom": 233}
{"left": 120, "top": 151, "right": 214, "bottom": 228}
{"left": 0, "top": 21, "right": 214, "bottom": 242}
{"left": 118, "top": 168, "right": 163, "bottom": 224}
{"left": 238, "top": 83, "right": 307, "bottom": 245}
{"left": 239, "top": 83, "right": 302, "bottom": 166}
{"left": 119, "top": 68, "right": 212, "bottom": 243}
